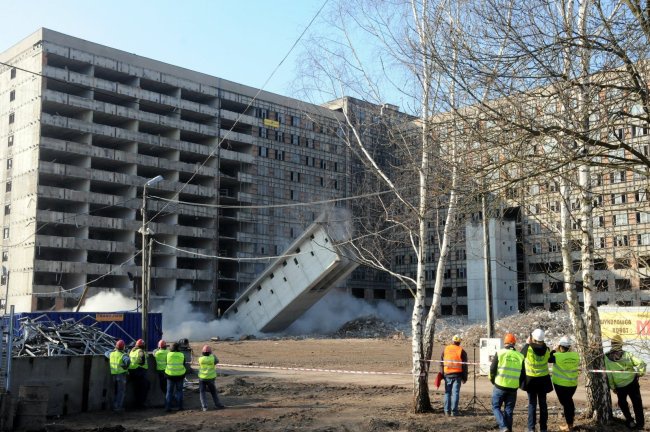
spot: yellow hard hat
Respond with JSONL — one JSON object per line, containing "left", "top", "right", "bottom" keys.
{"left": 611, "top": 334, "right": 623, "bottom": 347}
{"left": 452, "top": 334, "right": 462, "bottom": 343}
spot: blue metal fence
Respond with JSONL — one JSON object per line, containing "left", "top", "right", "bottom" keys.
{"left": 9, "top": 312, "right": 162, "bottom": 347}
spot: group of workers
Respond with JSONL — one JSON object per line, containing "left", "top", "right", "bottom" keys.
{"left": 106, "top": 338, "right": 225, "bottom": 413}
{"left": 441, "top": 330, "right": 646, "bottom": 431}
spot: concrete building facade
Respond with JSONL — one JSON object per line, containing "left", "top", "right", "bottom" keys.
{"left": 0, "top": 29, "right": 350, "bottom": 312}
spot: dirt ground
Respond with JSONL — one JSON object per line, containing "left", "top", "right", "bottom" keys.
{"left": 49, "top": 338, "right": 649, "bottom": 431}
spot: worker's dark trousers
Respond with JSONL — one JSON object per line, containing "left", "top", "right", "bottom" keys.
{"left": 616, "top": 378, "right": 644, "bottom": 428}
{"left": 129, "top": 368, "right": 150, "bottom": 408}
{"left": 157, "top": 371, "right": 167, "bottom": 394}
{"left": 553, "top": 383, "right": 576, "bottom": 425}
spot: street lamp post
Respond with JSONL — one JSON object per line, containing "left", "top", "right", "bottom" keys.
{"left": 141, "top": 175, "right": 163, "bottom": 348}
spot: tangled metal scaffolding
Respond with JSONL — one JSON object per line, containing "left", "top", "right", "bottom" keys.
{"left": 12, "top": 315, "right": 118, "bottom": 357}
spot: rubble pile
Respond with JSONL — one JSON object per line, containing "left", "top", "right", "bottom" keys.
{"left": 496, "top": 309, "right": 572, "bottom": 347}
{"left": 434, "top": 318, "right": 484, "bottom": 348}
{"left": 434, "top": 309, "right": 572, "bottom": 348}
{"left": 331, "top": 315, "right": 407, "bottom": 339}
{"left": 12, "top": 316, "right": 117, "bottom": 357}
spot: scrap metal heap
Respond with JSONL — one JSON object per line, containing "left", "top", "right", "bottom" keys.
{"left": 12, "top": 315, "right": 117, "bottom": 357}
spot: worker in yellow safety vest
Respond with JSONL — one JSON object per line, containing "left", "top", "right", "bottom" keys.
{"left": 489, "top": 333, "right": 524, "bottom": 432}
{"left": 605, "top": 334, "right": 646, "bottom": 430}
{"left": 550, "top": 336, "right": 580, "bottom": 431}
{"left": 165, "top": 342, "right": 187, "bottom": 412}
{"left": 520, "top": 328, "right": 554, "bottom": 432}
{"left": 105, "top": 339, "right": 130, "bottom": 412}
{"left": 153, "top": 339, "right": 169, "bottom": 394}
{"left": 198, "top": 345, "right": 225, "bottom": 411}
{"left": 128, "top": 338, "right": 149, "bottom": 409}
{"left": 440, "top": 334, "right": 468, "bottom": 416}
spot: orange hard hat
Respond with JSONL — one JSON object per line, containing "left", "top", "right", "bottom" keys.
{"left": 158, "top": 340, "right": 167, "bottom": 349}
{"left": 504, "top": 333, "right": 516, "bottom": 345}
{"left": 115, "top": 339, "right": 125, "bottom": 350}
{"left": 202, "top": 345, "right": 212, "bottom": 354}
{"left": 135, "top": 339, "right": 145, "bottom": 348}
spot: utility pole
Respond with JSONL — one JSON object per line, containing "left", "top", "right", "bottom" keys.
{"left": 482, "top": 193, "right": 494, "bottom": 338}
{"left": 141, "top": 175, "right": 163, "bottom": 348}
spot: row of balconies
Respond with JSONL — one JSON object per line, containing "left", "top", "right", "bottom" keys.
{"left": 40, "top": 136, "right": 221, "bottom": 180}
{"left": 43, "top": 65, "right": 220, "bottom": 118}
{"left": 529, "top": 290, "right": 650, "bottom": 304}
{"left": 35, "top": 210, "right": 215, "bottom": 238}
{"left": 38, "top": 160, "right": 217, "bottom": 199}
{"left": 45, "top": 43, "right": 221, "bottom": 100}
{"left": 43, "top": 89, "right": 220, "bottom": 136}
{"left": 528, "top": 267, "right": 649, "bottom": 282}
{"left": 35, "top": 235, "right": 135, "bottom": 254}
{"left": 32, "top": 260, "right": 213, "bottom": 280}
{"left": 43, "top": 64, "right": 335, "bottom": 145}
{"left": 41, "top": 113, "right": 254, "bottom": 165}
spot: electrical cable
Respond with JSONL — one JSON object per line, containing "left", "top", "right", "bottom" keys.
{"left": 2, "top": 196, "right": 141, "bottom": 249}
{"left": 44, "top": 250, "right": 142, "bottom": 294}
{"left": 150, "top": 188, "right": 395, "bottom": 209}
{"left": 152, "top": 239, "right": 311, "bottom": 261}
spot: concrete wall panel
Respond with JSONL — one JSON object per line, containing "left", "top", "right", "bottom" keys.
{"left": 9, "top": 355, "right": 163, "bottom": 416}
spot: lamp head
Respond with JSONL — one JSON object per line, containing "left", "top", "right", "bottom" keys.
{"left": 145, "top": 175, "right": 164, "bottom": 186}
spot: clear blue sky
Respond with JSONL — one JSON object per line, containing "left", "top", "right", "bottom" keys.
{"left": 0, "top": 0, "right": 327, "bottom": 99}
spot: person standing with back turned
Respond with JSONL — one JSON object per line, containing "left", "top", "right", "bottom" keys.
{"left": 490, "top": 333, "right": 524, "bottom": 432}
{"left": 165, "top": 342, "right": 187, "bottom": 412}
{"left": 106, "top": 339, "right": 130, "bottom": 412}
{"left": 128, "top": 338, "right": 150, "bottom": 409}
{"left": 550, "top": 336, "right": 580, "bottom": 431}
{"left": 521, "top": 328, "right": 554, "bottom": 432}
{"left": 440, "top": 334, "right": 468, "bottom": 416}
{"left": 153, "top": 339, "right": 169, "bottom": 395}
{"left": 605, "top": 334, "right": 646, "bottom": 430}
{"left": 198, "top": 344, "right": 226, "bottom": 411}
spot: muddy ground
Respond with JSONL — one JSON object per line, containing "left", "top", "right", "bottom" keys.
{"left": 48, "top": 338, "right": 648, "bottom": 431}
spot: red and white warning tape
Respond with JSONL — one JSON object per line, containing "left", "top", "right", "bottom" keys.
{"left": 218, "top": 363, "right": 412, "bottom": 376}
{"left": 217, "top": 362, "right": 642, "bottom": 377}
{"left": 428, "top": 359, "right": 482, "bottom": 366}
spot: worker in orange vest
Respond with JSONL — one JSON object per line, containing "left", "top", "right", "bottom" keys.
{"left": 440, "top": 334, "right": 468, "bottom": 416}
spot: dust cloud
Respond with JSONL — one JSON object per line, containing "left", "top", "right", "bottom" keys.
{"left": 77, "top": 290, "right": 138, "bottom": 312}
{"left": 283, "top": 289, "right": 408, "bottom": 335}
{"left": 76, "top": 287, "right": 408, "bottom": 342}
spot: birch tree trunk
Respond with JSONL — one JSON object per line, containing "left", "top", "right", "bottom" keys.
{"left": 576, "top": 0, "right": 612, "bottom": 421}
{"left": 411, "top": 0, "right": 434, "bottom": 412}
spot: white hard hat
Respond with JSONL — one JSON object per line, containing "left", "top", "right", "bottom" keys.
{"left": 531, "top": 329, "right": 545, "bottom": 342}
{"left": 558, "top": 336, "right": 571, "bottom": 347}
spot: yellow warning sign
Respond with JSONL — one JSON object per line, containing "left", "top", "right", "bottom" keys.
{"left": 600, "top": 309, "right": 650, "bottom": 339}
{"left": 264, "top": 118, "right": 280, "bottom": 129}
{"left": 95, "top": 313, "right": 124, "bottom": 322}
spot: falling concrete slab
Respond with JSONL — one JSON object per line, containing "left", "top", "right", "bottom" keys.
{"left": 223, "top": 212, "right": 358, "bottom": 334}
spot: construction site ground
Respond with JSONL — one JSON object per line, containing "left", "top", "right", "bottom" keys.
{"left": 49, "top": 338, "right": 647, "bottom": 432}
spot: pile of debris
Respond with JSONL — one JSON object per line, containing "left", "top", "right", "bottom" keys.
{"left": 434, "top": 309, "right": 572, "bottom": 348}
{"left": 331, "top": 315, "right": 407, "bottom": 339}
{"left": 12, "top": 316, "right": 117, "bottom": 357}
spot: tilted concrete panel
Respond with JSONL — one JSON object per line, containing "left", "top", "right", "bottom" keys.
{"left": 223, "top": 214, "right": 358, "bottom": 335}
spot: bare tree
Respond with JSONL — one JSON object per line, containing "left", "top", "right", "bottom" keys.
{"left": 297, "top": 0, "right": 477, "bottom": 412}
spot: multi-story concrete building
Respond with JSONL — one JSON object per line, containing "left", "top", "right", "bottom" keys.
{"left": 4, "top": 28, "right": 645, "bottom": 319}
{"left": 0, "top": 29, "right": 350, "bottom": 312}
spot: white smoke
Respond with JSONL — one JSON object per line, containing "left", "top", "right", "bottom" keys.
{"left": 156, "top": 289, "right": 246, "bottom": 341}
{"left": 77, "top": 290, "right": 138, "bottom": 312}
{"left": 283, "top": 289, "right": 408, "bottom": 335}
{"left": 74, "top": 287, "right": 408, "bottom": 341}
